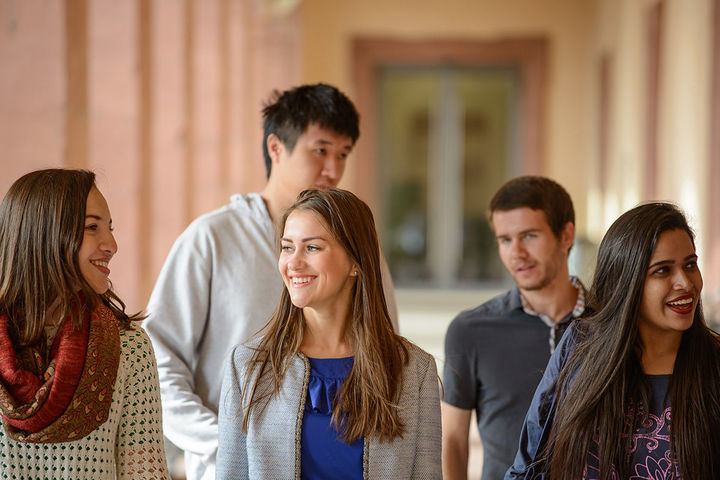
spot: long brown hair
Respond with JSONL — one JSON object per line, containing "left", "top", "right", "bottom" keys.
{"left": 0, "top": 169, "right": 140, "bottom": 349}
{"left": 241, "top": 188, "right": 409, "bottom": 442}
{"left": 545, "top": 203, "right": 720, "bottom": 479}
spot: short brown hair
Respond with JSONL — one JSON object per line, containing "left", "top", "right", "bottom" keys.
{"left": 489, "top": 175, "right": 575, "bottom": 237}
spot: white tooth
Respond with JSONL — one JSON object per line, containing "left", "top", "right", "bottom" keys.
{"left": 669, "top": 298, "right": 692, "bottom": 306}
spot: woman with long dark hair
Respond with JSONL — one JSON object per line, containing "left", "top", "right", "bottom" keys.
{"left": 216, "top": 188, "right": 441, "bottom": 479}
{"left": 0, "top": 169, "right": 169, "bottom": 479}
{"left": 506, "top": 202, "right": 720, "bottom": 479}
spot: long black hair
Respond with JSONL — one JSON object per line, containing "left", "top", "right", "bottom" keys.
{"left": 545, "top": 202, "right": 720, "bottom": 479}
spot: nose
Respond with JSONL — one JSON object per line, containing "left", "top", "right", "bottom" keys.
{"left": 286, "top": 249, "right": 306, "bottom": 271}
{"left": 672, "top": 269, "right": 692, "bottom": 290}
{"left": 320, "top": 156, "right": 344, "bottom": 186}
{"left": 101, "top": 230, "right": 118, "bottom": 256}
{"left": 509, "top": 238, "right": 527, "bottom": 258}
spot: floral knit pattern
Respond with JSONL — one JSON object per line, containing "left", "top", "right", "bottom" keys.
{"left": 0, "top": 327, "right": 170, "bottom": 479}
{"left": 584, "top": 404, "right": 680, "bottom": 480}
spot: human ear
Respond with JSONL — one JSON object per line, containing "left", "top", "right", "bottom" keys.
{"left": 561, "top": 221, "right": 575, "bottom": 252}
{"left": 267, "top": 134, "right": 284, "bottom": 165}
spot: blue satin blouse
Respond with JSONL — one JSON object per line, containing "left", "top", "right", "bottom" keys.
{"left": 301, "top": 356, "right": 363, "bottom": 480}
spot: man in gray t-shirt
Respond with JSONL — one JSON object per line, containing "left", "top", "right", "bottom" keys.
{"left": 442, "top": 176, "right": 587, "bottom": 480}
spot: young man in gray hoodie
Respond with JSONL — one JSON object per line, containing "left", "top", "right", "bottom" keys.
{"left": 145, "top": 84, "right": 397, "bottom": 480}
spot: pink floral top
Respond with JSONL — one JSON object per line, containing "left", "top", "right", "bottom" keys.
{"left": 584, "top": 375, "right": 680, "bottom": 480}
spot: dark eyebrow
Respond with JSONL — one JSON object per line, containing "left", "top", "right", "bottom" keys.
{"left": 302, "top": 236, "right": 326, "bottom": 242}
{"left": 495, "top": 228, "right": 541, "bottom": 240}
{"left": 313, "top": 139, "right": 352, "bottom": 150}
{"left": 280, "top": 236, "right": 327, "bottom": 243}
{"left": 648, "top": 253, "right": 698, "bottom": 270}
{"left": 85, "top": 215, "right": 113, "bottom": 226}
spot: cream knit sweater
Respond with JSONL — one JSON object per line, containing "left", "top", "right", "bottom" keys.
{"left": 0, "top": 327, "right": 170, "bottom": 480}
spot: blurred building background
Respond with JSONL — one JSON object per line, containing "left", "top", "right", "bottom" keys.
{"left": 2, "top": 0, "right": 720, "bottom": 477}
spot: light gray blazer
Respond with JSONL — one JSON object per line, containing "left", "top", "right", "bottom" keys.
{"left": 216, "top": 340, "right": 442, "bottom": 479}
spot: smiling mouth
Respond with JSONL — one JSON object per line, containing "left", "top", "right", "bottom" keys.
{"left": 291, "top": 276, "right": 315, "bottom": 287}
{"left": 666, "top": 295, "right": 694, "bottom": 314}
{"left": 90, "top": 259, "right": 110, "bottom": 275}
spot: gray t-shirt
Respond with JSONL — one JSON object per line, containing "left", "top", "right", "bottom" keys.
{"left": 443, "top": 286, "right": 586, "bottom": 479}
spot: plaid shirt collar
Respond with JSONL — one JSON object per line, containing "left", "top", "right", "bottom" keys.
{"left": 520, "top": 276, "right": 586, "bottom": 327}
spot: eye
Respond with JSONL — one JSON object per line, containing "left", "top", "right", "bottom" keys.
{"left": 651, "top": 266, "right": 669, "bottom": 276}
{"left": 85, "top": 224, "right": 98, "bottom": 232}
{"left": 280, "top": 244, "right": 293, "bottom": 253}
{"left": 338, "top": 152, "right": 348, "bottom": 160}
{"left": 684, "top": 260, "right": 698, "bottom": 271}
{"left": 315, "top": 148, "right": 326, "bottom": 155}
{"left": 306, "top": 245, "right": 320, "bottom": 252}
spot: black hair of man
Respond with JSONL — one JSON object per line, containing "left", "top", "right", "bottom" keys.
{"left": 261, "top": 83, "right": 360, "bottom": 179}
{"left": 489, "top": 175, "right": 575, "bottom": 238}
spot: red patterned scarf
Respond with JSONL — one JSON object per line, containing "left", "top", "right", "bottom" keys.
{"left": 0, "top": 303, "right": 120, "bottom": 443}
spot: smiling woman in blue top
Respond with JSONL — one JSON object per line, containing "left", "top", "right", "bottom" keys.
{"left": 505, "top": 203, "right": 720, "bottom": 480}
{"left": 216, "top": 188, "right": 441, "bottom": 480}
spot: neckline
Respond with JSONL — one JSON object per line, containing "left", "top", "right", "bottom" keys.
{"left": 308, "top": 355, "right": 354, "bottom": 361}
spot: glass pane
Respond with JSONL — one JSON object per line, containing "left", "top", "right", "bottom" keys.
{"left": 457, "top": 68, "right": 518, "bottom": 283}
{"left": 377, "top": 68, "right": 435, "bottom": 284}
{"left": 377, "top": 66, "right": 519, "bottom": 287}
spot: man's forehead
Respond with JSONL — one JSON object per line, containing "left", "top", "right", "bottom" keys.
{"left": 301, "top": 123, "right": 353, "bottom": 146}
{"left": 491, "top": 207, "right": 550, "bottom": 234}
